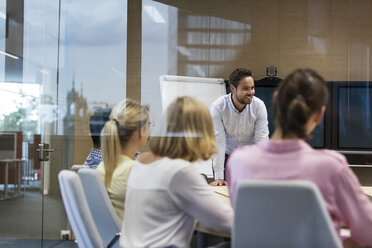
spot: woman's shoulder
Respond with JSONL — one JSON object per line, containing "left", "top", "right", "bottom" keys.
{"left": 96, "top": 162, "right": 105, "bottom": 174}
{"left": 136, "top": 153, "right": 190, "bottom": 172}
{"left": 129, "top": 156, "right": 194, "bottom": 188}
{"left": 312, "top": 149, "right": 348, "bottom": 166}
{"left": 136, "top": 152, "right": 159, "bottom": 164}
{"left": 226, "top": 145, "right": 260, "bottom": 170}
{"left": 300, "top": 148, "right": 349, "bottom": 178}
{"left": 158, "top": 157, "right": 191, "bottom": 172}
{"left": 231, "top": 144, "right": 259, "bottom": 157}
{"left": 113, "top": 156, "right": 135, "bottom": 175}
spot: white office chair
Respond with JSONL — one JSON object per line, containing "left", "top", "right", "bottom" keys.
{"left": 232, "top": 180, "right": 342, "bottom": 248}
{"left": 78, "top": 168, "right": 121, "bottom": 248}
{"left": 58, "top": 170, "right": 106, "bottom": 248}
{"left": 71, "top": 164, "right": 90, "bottom": 173}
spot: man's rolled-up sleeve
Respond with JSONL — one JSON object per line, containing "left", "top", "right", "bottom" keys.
{"left": 254, "top": 101, "right": 269, "bottom": 143}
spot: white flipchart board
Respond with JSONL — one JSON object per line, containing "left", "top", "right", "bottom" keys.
{"left": 159, "top": 75, "right": 226, "bottom": 178}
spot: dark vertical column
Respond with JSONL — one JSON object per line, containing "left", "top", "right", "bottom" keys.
{"left": 126, "top": 0, "right": 142, "bottom": 102}
{"left": 5, "top": 0, "right": 24, "bottom": 82}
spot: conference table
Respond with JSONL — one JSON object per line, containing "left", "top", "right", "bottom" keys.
{"left": 195, "top": 186, "right": 230, "bottom": 248}
{"left": 195, "top": 186, "right": 231, "bottom": 238}
{"left": 361, "top": 186, "right": 372, "bottom": 198}
{"left": 195, "top": 185, "right": 372, "bottom": 248}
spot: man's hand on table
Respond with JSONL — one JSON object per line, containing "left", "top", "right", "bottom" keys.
{"left": 209, "top": 180, "right": 227, "bottom": 186}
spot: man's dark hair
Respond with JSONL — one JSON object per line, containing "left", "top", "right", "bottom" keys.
{"left": 90, "top": 108, "right": 112, "bottom": 148}
{"left": 229, "top": 68, "right": 253, "bottom": 88}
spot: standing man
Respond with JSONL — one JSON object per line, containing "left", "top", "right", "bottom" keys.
{"left": 210, "top": 68, "right": 269, "bottom": 186}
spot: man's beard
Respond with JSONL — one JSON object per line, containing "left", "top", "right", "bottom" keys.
{"left": 236, "top": 94, "right": 252, "bottom": 105}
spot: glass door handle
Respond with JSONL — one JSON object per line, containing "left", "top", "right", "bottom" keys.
{"left": 37, "top": 143, "right": 54, "bottom": 162}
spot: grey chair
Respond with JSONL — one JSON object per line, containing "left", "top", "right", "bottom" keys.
{"left": 78, "top": 168, "right": 121, "bottom": 248}
{"left": 58, "top": 170, "right": 105, "bottom": 248}
{"left": 232, "top": 180, "right": 342, "bottom": 248}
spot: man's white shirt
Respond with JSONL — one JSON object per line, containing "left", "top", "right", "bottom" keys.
{"left": 210, "top": 93, "right": 269, "bottom": 180}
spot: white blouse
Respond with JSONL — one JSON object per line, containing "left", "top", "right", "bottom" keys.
{"left": 120, "top": 157, "right": 233, "bottom": 248}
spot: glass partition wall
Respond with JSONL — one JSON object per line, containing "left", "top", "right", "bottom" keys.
{"left": 0, "top": 0, "right": 372, "bottom": 246}
{"left": 0, "top": 0, "right": 127, "bottom": 246}
{"left": 0, "top": 0, "right": 59, "bottom": 245}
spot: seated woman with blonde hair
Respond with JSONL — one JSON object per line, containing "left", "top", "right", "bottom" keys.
{"left": 97, "top": 98, "right": 151, "bottom": 222}
{"left": 121, "top": 96, "right": 233, "bottom": 248}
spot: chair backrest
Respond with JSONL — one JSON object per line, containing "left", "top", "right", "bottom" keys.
{"left": 78, "top": 168, "right": 121, "bottom": 247}
{"left": 58, "top": 170, "right": 104, "bottom": 248}
{"left": 232, "top": 180, "right": 342, "bottom": 248}
{"left": 71, "top": 164, "right": 90, "bottom": 173}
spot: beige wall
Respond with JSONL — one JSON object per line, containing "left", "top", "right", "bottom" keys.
{"left": 165, "top": 0, "right": 372, "bottom": 81}
{"left": 249, "top": 0, "right": 372, "bottom": 81}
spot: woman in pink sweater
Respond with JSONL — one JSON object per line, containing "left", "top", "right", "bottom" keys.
{"left": 227, "top": 68, "right": 372, "bottom": 247}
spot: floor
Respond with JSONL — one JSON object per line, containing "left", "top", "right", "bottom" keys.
{"left": 0, "top": 239, "right": 77, "bottom": 248}
{"left": 0, "top": 236, "right": 224, "bottom": 248}
{"left": 0, "top": 182, "right": 225, "bottom": 248}
{"left": 0, "top": 181, "right": 69, "bottom": 247}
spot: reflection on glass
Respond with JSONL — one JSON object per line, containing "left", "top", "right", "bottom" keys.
{"left": 181, "top": 14, "right": 251, "bottom": 77}
{"left": 142, "top": 0, "right": 251, "bottom": 128}
{"left": 0, "top": 0, "right": 131, "bottom": 242}
{"left": 307, "top": 0, "right": 327, "bottom": 55}
{"left": 0, "top": 82, "right": 40, "bottom": 141}
{"left": 58, "top": 0, "right": 128, "bottom": 137}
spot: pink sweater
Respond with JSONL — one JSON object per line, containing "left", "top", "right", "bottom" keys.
{"left": 227, "top": 139, "right": 372, "bottom": 246}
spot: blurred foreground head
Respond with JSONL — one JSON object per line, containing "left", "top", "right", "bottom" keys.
{"left": 273, "top": 68, "right": 328, "bottom": 139}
